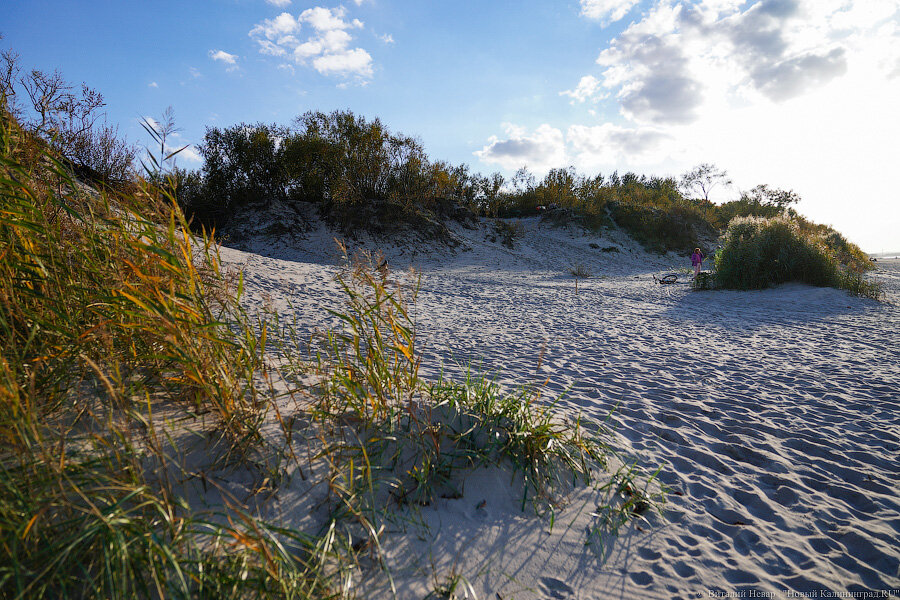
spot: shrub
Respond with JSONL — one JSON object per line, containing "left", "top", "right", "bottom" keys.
{"left": 183, "top": 110, "right": 479, "bottom": 235}
{"left": 494, "top": 218, "right": 524, "bottom": 248}
{"left": 714, "top": 216, "right": 880, "bottom": 298}
{"left": 569, "top": 263, "right": 592, "bottom": 278}
{"left": 608, "top": 201, "right": 710, "bottom": 253}
{"left": 1, "top": 46, "right": 136, "bottom": 184}
{"left": 692, "top": 271, "right": 715, "bottom": 290}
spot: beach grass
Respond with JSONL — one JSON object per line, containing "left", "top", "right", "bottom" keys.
{"left": 1, "top": 106, "right": 660, "bottom": 597}
{"left": 0, "top": 107, "right": 333, "bottom": 599}
{"left": 300, "top": 247, "right": 620, "bottom": 521}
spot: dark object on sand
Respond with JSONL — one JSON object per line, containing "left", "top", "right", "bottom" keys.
{"left": 653, "top": 273, "right": 678, "bottom": 284}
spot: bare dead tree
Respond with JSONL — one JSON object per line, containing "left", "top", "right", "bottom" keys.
{"left": 20, "top": 68, "right": 74, "bottom": 135}
{"left": 680, "top": 163, "right": 732, "bottom": 202}
{"left": 0, "top": 37, "right": 135, "bottom": 181}
{"left": 1, "top": 48, "right": 21, "bottom": 116}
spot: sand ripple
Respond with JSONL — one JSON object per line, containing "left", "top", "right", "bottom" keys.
{"left": 222, "top": 219, "right": 899, "bottom": 598}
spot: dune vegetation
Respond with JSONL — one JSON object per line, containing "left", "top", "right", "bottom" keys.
{"left": 0, "top": 42, "right": 883, "bottom": 596}
{"left": 174, "top": 112, "right": 875, "bottom": 284}
{"left": 712, "top": 216, "right": 880, "bottom": 298}
{"left": 0, "top": 67, "right": 659, "bottom": 597}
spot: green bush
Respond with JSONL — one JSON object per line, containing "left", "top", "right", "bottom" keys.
{"left": 182, "top": 110, "right": 479, "bottom": 234}
{"left": 692, "top": 271, "right": 715, "bottom": 290}
{"left": 496, "top": 168, "right": 711, "bottom": 252}
{"left": 608, "top": 201, "right": 709, "bottom": 253}
{"left": 714, "top": 216, "right": 879, "bottom": 298}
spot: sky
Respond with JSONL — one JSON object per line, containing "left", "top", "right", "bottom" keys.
{"left": 3, "top": 0, "right": 899, "bottom": 252}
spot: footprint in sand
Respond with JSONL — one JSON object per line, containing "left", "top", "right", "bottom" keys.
{"left": 539, "top": 576, "right": 575, "bottom": 599}
{"left": 628, "top": 570, "right": 653, "bottom": 586}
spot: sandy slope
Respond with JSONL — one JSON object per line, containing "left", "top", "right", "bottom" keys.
{"left": 221, "top": 217, "right": 899, "bottom": 599}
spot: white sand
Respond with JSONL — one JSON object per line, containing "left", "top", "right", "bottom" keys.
{"left": 220, "top": 216, "right": 900, "bottom": 599}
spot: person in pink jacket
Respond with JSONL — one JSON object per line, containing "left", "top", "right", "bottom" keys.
{"left": 691, "top": 248, "right": 704, "bottom": 279}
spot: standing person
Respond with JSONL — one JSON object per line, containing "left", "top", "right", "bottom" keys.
{"left": 691, "top": 247, "right": 704, "bottom": 279}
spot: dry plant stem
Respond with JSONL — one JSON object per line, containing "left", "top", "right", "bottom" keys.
{"left": 0, "top": 111, "right": 332, "bottom": 599}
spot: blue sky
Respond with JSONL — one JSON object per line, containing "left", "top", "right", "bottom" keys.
{"left": 4, "top": 0, "right": 899, "bottom": 251}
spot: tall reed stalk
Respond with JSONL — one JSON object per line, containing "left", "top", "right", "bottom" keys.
{"left": 0, "top": 107, "right": 328, "bottom": 599}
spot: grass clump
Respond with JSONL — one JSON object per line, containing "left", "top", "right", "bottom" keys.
{"left": 0, "top": 107, "right": 333, "bottom": 599}
{"left": 491, "top": 218, "right": 524, "bottom": 248}
{"left": 713, "top": 215, "right": 880, "bottom": 299}
{"left": 691, "top": 271, "right": 716, "bottom": 290}
{"left": 297, "top": 246, "right": 638, "bottom": 551}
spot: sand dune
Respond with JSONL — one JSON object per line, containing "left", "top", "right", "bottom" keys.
{"left": 221, "top": 216, "right": 899, "bottom": 599}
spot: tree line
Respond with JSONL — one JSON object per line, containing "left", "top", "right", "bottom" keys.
{"left": 2, "top": 35, "right": 810, "bottom": 253}
{"left": 175, "top": 111, "right": 805, "bottom": 253}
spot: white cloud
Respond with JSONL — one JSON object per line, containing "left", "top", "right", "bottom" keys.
{"left": 143, "top": 144, "right": 202, "bottom": 166}
{"left": 257, "top": 40, "right": 286, "bottom": 56}
{"left": 250, "top": 6, "right": 374, "bottom": 80}
{"left": 560, "top": 75, "right": 604, "bottom": 104}
{"left": 266, "top": 0, "right": 291, "bottom": 6}
{"left": 176, "top": 145, "right": 203, "bottom": 164}
{"left": 209, "top": 49, "right": 238, "bottom": 65}
{"left": 552, "top": 0, "right": 900, "bottom": 250}
{"left": 579, "top": 0, "right": 641, "bottom": 24}
{"left": 250, "top": 12, "right": 301, "bottom": 41}
{"left": 580, "top": 0, "right": 900, "bottom": 126}
{"left": 299, "top": 7, "right": 362, "bottom": 31}
{"left": 313, "top": 48, "right": 373, "bottom": 77}
{"left": 148, "top": 81, "right": 158, "bottom": 88}
{"left": 209, "top": 49, "right": 239, "bottom": 72}
{"left": 475, "top": 124, "right": 567, "bottom": 172}
{"left": 379, "top": 33, "right": 395, "bottom": 44}
{"left": 568, "top": 123, "right": 674, "bottom": 168}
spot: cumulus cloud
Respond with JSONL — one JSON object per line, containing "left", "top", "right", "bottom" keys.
{"left": 579, "top": 0, "right": 641, "bottom": 24}
{"left": 266, "top": 0, "right": 291, "bottom": 6}
{"left": 714, "top": 0, "right": 850, "bottom": 101}
{"left": 751, "top": 47, "right": 848, "bottom": 100}
{"left": 250, "top": 12, "right": 301, "bottom": 41}
{"left": 177, "top": 145, "right": 203, "bottom": 164}
{"left": 568, "top": 124, "right": 673, "bottom": 167}
{"left": 475, "top": 122, "right": 673, "bottom": 174}
{"left": 560, "top": 75, "right": 604, "bottom": 104}
{"left": 577, "top": 0, "right": 894, "bottom": 126}
{"left": 300, "top": 6, "right": 362, "bottom": 31}
{"left": 474, "top": 124, "right": 567, "bottom": 171}
{"left": 249, "top": 6, "right": 374, "bottom": 80}
{"left": 313, "top": 48, "right": 373, "bottom": 76}
{"left": 148, "top": 81, "right": 158, "bottom": 88}
{"left": 209, "top": 50, "right": 238, "bottom": 64}
{"left": 209, "top": 49, "right": 239, "bottom": 72}
{"left": 598, "top": 27, "right": 703, "bottom": 124}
